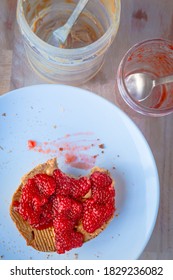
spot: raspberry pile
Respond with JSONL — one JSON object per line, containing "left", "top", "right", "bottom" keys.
{"left": 14, "top": 168, "right": 115, "bottom": 254}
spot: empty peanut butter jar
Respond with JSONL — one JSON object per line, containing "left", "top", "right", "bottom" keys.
{"left": 17, "top": 0, "right": 121, "bottom": 85}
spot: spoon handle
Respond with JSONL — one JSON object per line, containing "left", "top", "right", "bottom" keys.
{"left": 155, "top": 74, "right": 173, "bottom": 86}
{"left": 65, "top": 0, "right": 89, "bottom": 29}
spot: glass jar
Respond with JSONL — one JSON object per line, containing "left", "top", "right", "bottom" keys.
{"left": 17, "top": 0, "right": 121, "bottom": 85}
{"left": 117, "top": 39, "right": 173, "bottom": 116}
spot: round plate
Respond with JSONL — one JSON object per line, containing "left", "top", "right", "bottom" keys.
{"left": 0, "top": 84, "right": 159, "bottom": 260}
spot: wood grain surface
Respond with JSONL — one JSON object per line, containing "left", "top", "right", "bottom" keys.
{"left": 0, "top": 0, "right": 173, "bottom": 259}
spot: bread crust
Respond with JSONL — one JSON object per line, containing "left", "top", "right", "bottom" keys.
{"left": 10, "top": 158, "right": 114, "bottom": 252}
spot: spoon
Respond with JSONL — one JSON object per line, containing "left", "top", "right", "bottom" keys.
{"left": 48, "top": 0, "right": 89, "bottom": 47}
{"left": 125, "top": 72, "right": 173, "bottom": 101}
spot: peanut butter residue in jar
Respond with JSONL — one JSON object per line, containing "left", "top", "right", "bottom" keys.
{"left": 27, "top": 0, "right": 108, "bottom": 48}
{"left": 33, "top": 13, "right": 104, "bottom": 48}
{"left": 61, "top": 20, "right": 102, "bottom": 49}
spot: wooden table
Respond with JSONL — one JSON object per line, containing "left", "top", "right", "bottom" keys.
{"left": 0, "top": 0, "right": 173, "bottom": 260}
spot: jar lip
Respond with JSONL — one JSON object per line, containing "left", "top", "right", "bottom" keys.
{"left": 117, "top": 38, "right": 173, "bottom": 116}
{"left": 17, "top": 0, "right": 121, "bottom": 58}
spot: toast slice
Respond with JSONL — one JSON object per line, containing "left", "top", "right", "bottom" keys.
{"left": 10, "top": 158, "right": 115, "bottom": 253}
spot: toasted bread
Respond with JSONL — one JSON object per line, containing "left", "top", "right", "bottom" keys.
{"left": 10, "top": 158, "right": 115, "bottom": 252}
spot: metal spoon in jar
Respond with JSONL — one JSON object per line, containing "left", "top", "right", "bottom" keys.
{"left": 48, "top": 0, "right": 89, "bottom": 47}
{"left": 125, "top": 72, "right": 173, "bottom": 101}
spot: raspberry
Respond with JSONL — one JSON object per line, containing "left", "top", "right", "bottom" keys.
{"left": 82, "top": 199, "right": 115, "bottom": 233}
{"left": 82, "top": 200, "right": 103, "bottom": 233}
{"left": 53, "top": 169, "right": 71, "bottom": 196}
{"left": 55, "top": 230, "right": 83, "bottom": 254}
{"left": 82, "top": 197, "right": 95, "bottom": 210}
{"left": 18, "top": 178, "right": 40, "bottom": 220}
{"left": 18, "top": 178, "right": 54, "bottom": 229}
{"left": 70, "top": 199, "right": 83, "bottom": 221}
{"left": 36, "top": 201, "right": 53, "bottom": 229}
{"left": 53, "top": 195, "right": 83, "bottom": 221}
{"left": 27, "top": 210, "right": 41, "bottom": 226}
{"left": 70, "top": 177, "right": 91, "bottom": 199}
{"left": 90, "top": 171, "right": 112, "bottom": 189}
{"left": 52, "top": 195, "right": 72, "bottom": 216}
{"left": 90, "top": 171, "right": 114, "bottom": 203}
{"left": 34, "top": 174, "right": 56, "bottom": 197}
{"left": 53, "top": 169, "right": 91, "bottom": 199}
{"left": 53, "top": 214, "right": 74, "bottom": 233}
{"left": 92, "top": 185, "right": 115, "bottom": 203}
{"left": 26, "top": 199, "right": 53, "bottom": 230}
{"left": 70, "top": 231, "right": 83, "bottom": 249}
{"left": 52, "top": 195, "right": 84, "bottom": 253}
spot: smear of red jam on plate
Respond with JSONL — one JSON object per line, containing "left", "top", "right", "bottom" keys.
{"left": 27, "top": 132, "right": 104, "bottom": 170}
{"left": 65, "top": 153, "right": 97, "bottom": 170}
{"left": 28, "top": 140, "right": 37, "bottom": 149}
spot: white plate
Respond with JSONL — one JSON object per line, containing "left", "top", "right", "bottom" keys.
{"left": 0, "top": 84, "right": 159, "bottom": 260}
